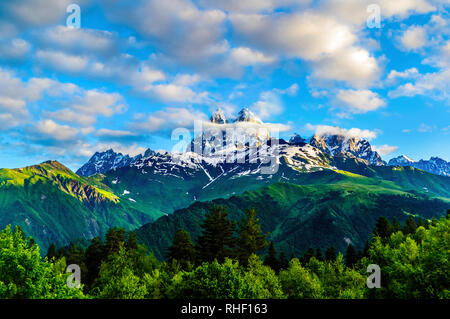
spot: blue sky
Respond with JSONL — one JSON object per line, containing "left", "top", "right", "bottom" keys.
{"left": 0, "top": 0, "right": 449, "bottom": 171}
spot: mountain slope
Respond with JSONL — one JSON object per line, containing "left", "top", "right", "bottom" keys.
{"left": 136, "top": 180, "right": 450, "bottom": 260}
{"left": 0, "top": 161, "right": 155, "bottom": 251}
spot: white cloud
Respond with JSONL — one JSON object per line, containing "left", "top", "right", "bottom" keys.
{"left": 36, "top": 50, "right": 89, "bottom": 73}
{"left": 387, "top": 68, "right": 419, "bottom": 83}
{"left": 399, "top": 25, "right": 427, "bottom": 50}
{"left": 250, "top": 91, "right": 283, "bottom": 120}
{"left": 106, "top": 0, "right": 227, "bottom": 63}
{"left": 230, "top": 47, "right": 276, "bottom": 66}
{"left": 336, "top": 89, "right": 386, "bottom": 113}
{"left": 133, "top": 107, "right": 209, "bottom": 132}
{"left": 197, "top": 0, "right": 310, "bottom": 13}
{"left": 372, "top": 144, "right": 398, "bottom": 156}
{"left": 305, "top": 124, "right": 378, "bottom": 140}
{"left": 388, "top": 69, "right": 450, "bottom": 101}
{"left": 35, "top": 120, "right": 79, "bottom": 142}
{"left": 230, "top": 11, "right": 380, "bottom": 86}
{"left": 36, "top": 26, "right": 118, "bottom": 57}
{"left": 95, "top": 129, "right": 137, "bottom": 138}
{"left": 0, "top": 38, "right": 30, "bottom": 60}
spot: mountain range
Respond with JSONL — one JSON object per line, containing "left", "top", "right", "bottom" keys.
{"left": 1, "top": 108, "right": 449, "bottom": 255}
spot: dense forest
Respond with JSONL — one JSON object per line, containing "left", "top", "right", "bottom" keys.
{"left": 0, "top": 207, "right": 449, "bottom": 299}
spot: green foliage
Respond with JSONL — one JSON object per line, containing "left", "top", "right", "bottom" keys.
{"left": 363, "top": 216, "right": 450, "bottom": 299}
{"left": 236, "top": 208, "right": 268, "bottom": 266}
{"left": 196, "top": 206, "right": 237, "bottom": 263}
{"left": 94, "top": 245, "right": 147, "bottom": 299}
{"left": 172, "top": 259, "right": 252, "bottom": 298}
{"left": 244, "top": 255, "right": 284, "bottom": 298}
{"left": 279, "top": 258, "right": 322, "bottom": 298}
{"left": 167, "top": 229, "right": 196, "bottom": 270}
{"left": 0, "top": 226, "right": 84, "bottom": 299}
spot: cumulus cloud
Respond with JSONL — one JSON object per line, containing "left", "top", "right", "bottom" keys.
{"left": 387, "top": 68, "right": 419, "bottom": 83}
{"left": 106, "top": 0, "right": 227, "bottom": 63}
{"left": 0, "top": 0, "right": 88, "bottom": 35}
{"left": 35, "top": 26, "right": 118, "bottom": 57}
{"left": 230, "top": 11, "right": 380, "bottom": 86}
{"left": 388, "top": 69, "right": 450, "bottom": 102}
{"left": 133, "top": 107, "right": 209, "bottom": 132}
{"left": 34, "top": 119, "right": 79, "bottom": 142}
{"left": 0, "top": 38, "right": 30, "bottom": 61}
{"left": 36, "top": 50, "right": 89, "bottom": 73}
{"left": 229, "top": 47, "right": 276, "bottom": 66}
{"left": 305, "top": 124, "right": 378, "bottom": 140}
{"left": 336, "top": 89, "right": 386, "bottom": 113}
{"left": 372, "top": 144, "right": 398, "bottom": 156}
{"left": 250, "top": 84, "right": 299, "bottom": 120}
{"left": 399, "top": 25, "right": 428, "bottom": 50}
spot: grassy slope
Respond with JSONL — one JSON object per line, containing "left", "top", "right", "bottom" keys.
{"left": 0, "top": 161, "right": 154, "bottom": 251}
{"left": 136, "top": 170, "right": 450, "bottom": 260}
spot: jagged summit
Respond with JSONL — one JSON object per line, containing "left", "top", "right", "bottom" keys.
{"left": 388, "top": 155, "right": 415, "bottom": 165}
{"left": 210, "top": 109, "right": 227, "bottom": 124}
{"left": 234, "top": 108, "right": 263, "bottom": 124}
{"left": 389, "top": 155, "right": 450, "bottom": 177}
{"left": 289, "top": 133, "right": 306, "bottom": 145}
{"left": 309, "top": 133, "right": 385, "bottom": 166}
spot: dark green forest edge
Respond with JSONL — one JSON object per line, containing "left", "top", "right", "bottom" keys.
{"left": 1, "top": 207, "right": 449, "bottom": 299}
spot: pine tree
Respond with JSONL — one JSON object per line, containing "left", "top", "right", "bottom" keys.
{"left": 236, "top": 208, "right": 268, "bottom": 266}
{"left": 196, "top": 206, "right": 237, "bottom": 263}
{"left": 264, "top": 241, "right": 279, "bottom": 272}
{"left": 345, "top": 244, "right": 358, "bottom": 268}
{"left": 403, "top": 216, "right": 417, "bottom": 235}
{"left": 325, "top": 246, "right": 336, "bottom": 261}
{"left": 103, "top": 227, "right": 126, "bottom": 258}
{"left": 392, "top": 217, "right": 401, "bottom": 233}
{"left": 374, "top": 216, "right": 393, "bottom": 240}
{"left": 126, "top": 231, "right": 139, "bottom": 251}
{"left": 46, "top": 243, "right": 57, "bottom": 260}
{"left": 278, "top": 252, "right": 289, "bottom": 270}
{"left": 85, "top": 236, "right": 103, "bottom": 289}
{"left": 315, "top": 248, "right": 323, "bottom": 261}
{"left": 168, "top": 229, "right": 196, "bottom": 270}
{"left": 302, "top": 247, "right": 315, "bottom": 264}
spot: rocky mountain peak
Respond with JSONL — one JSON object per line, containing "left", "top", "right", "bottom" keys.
{"left": 210, "top": 109, "right": 227, "bottom": 124}
{"left": 234, "top": 108, "right": 262, "bottom": 124}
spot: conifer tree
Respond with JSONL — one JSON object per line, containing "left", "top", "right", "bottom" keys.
{"left": 85, "top": 237, "right": 103, "bottom": 289}
{"left": 264, "top": 241, "right": 279, "bottom": 271}
{"left": 126, "top": 232, "right": 139, "bottom": 251}
{"left": 374, "top": 216, "right": 393, "bottom": 240}
{"left": 302, "top": 247, "right": 315, "bottom": 264}
{"left": 392, "top": 217, "right": 401, "bottom": 233}
{"left": 236, "top": 208, "right": 268, "bottom": 266}
{"left": 168, "top": 229, "right": 196, "bottom": 269}
{"left": 325, "top": 246, "right": 336, "bottom": 261}
{"left": 278, "top": 252, "right": 289, "bottom": 270}
{"left": 345, "top": 244, "right": 358, "bottom": 268}
{"left": 196, "top": 206, "right": 237, "bottom": 263}
{"left": 403, "top": 216, "right": 417, "bottom": 235}
{"left": 46, "top": 243, "right": 57, "bottom": 260}
{"left": 103, "top": 227, "right": 126, "bottom": 258}
{"left": 315, "top": 248, "right": 323, "bottom": 261}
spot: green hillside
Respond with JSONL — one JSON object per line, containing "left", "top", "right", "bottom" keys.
{"left": 0, "top": 161, "right": 154, "bottom": 251}
{"left": 136, "top": 180, "right": 450, "bottom": 260}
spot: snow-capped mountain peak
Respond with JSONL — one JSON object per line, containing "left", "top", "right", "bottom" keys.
{"left": 309, "top": 133, "right": 385, "bottom": 166}
{"left": 210, "top": 109, "right": 227, "bottom": 124}
{"left": 388, "top": 155, "right": 450, "bottom": 177}
{"left": 388, "top": 155, "right": 415, "bottom": 165}
{"left": 234, "top": 108, "right": 262, "bottom": 124}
